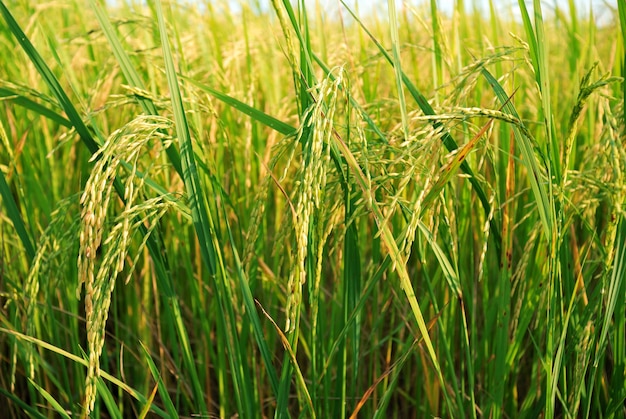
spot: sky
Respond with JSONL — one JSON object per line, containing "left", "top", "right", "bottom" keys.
{"left": 111, "top": 0, "right": 617, "bottom": 25}
{"left": 188, "top": 0, "right": 616, "bottom": 25}
{"left": 306, "top": 0, "right": 610, "bottom": 13}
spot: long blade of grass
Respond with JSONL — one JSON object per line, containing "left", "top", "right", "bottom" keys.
{"left": 152, "top": 1, "right": 219, "bottom": 416}
{"left": 0, "top": 388, "right": 47, "bottom": 419}
{"left": 517, "top": 1, "right": 539, "bottom": 87}
{"left": 342, "top": 190, "right": 361, "bottom": 415}
{"left": 139, "top": 342, "right": 179, "bottom": 419}
{"left": 95, "top": 377, "right": 124, "bottom": 419}
{"left": 275, "top": 0, "right": 316, "bottom": 87}
{"left": 27, "top": 379, "right": 71, "bottom": 419}
{"left": 154, "top": 1, "right": 255, "bottom": 416}
{"left": 532, "top": 0, "right": 559, "bottom": 180}
{"left": 429, "top": 0, "right": 443, "bottom": 104}
{"left": 589, "top": 216, "right": 626, "bottom": 412}
{"left": 0, "top": 87, "right": 71, "bottom": 128}
{"left": 0, "top": 166, "right": 35, "bottom": 261}
{"left": 223, "top": 209, "right": 280, "bottom": 395}
{"left": 182, "top": 76, "right": 297, "bottom": 135}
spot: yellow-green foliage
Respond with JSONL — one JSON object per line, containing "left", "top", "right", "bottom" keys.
{"left": 0, "top": 0, "right": 624, "bottom": 417}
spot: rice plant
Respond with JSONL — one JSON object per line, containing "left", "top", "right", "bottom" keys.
{"left": 0, "top": 0, "right": 624, "bottom": 417}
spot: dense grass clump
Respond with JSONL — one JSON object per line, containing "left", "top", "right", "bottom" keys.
{"left": 0, "top": 0, "right": 624, "bottom": 417}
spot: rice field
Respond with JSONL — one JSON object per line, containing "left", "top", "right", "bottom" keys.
{"left": 0, "top": 0, "right": 624, "bottom": 417}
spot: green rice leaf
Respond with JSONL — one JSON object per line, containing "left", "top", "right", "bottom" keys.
{"left": 95, "top": 377, "right": 124, "bottom": 419}
{"left": 139, "top": 342, "right": 179, "bottom": 419}
{"left": 182, "top": 76, "right": 297, "bottom": 135}
{"left": 27, "top": 379, "right": 71, "bottom": 419}
{"left": 223, "top": 209, "right": 280, "bottom": 395}
{"left": 0, "top": 166, "right": 35, "bottom": 261}
{"left": 153, "top": 1, "right": 215, "bottom": 415}
{"left": 0, "top": 87, "right": 71, "bottom": 128}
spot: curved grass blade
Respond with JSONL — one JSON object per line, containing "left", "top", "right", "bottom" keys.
{"left": 182, "top": 76, "right": 297, "bottom": 135}
{"left": 480, "top": 65, "right": 557, "bottom": 416}
{"left": 257, "top": 301, "right": 316, "bottom": 418}
{"left": 139, "top": 342, "right": 179, "bottom": 419}
{"left": 0, "top": 87, "right": 71, "bottom": 128}
{"left": 0, "top": 167, "right": 35, "bottom": 261}
{"left": 518, "top": 0, "right": 558, "bottom": 180}
{"left": 153, "top": 1, "right": 216, "bottom": 415}
{"left": 0, "top": 388, "right": 47, "bottom": 419}
{"left": 387, "top": 0, "right": 409, "bottom": 141}
{"left": 27, "top": 379, "right": 71, "bottom": 419}
{"left": 95, "top": 377, "right": 123, "bottom": 419}
{"left": 223, "top": 207, "right": 280, "bottom": 395}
